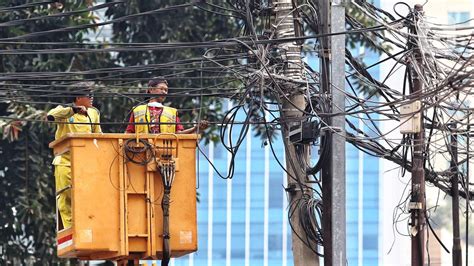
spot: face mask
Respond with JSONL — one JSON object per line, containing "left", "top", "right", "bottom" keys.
{"left": 148, "top": 102, "right": 163, "bottom": 108}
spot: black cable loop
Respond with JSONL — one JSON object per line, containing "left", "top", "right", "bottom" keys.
{"left": 123, "top": 138, "right": 154, "bottom": 165}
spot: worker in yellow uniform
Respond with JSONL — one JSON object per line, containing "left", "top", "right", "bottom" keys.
{"left": 125, "top": 77, "right": 209, "bottom": 133}
{"left": 46, "top": 82, "right": 102, "bottom": 229}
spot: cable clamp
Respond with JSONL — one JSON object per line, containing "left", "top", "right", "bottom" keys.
{"left": 284, "top": 183, "right": 300, "bottom": 194}
{"left": 320, "top": 48, "right": 331, "bottom": 58}
{"left": 408, "top": 201, "right": 423, "bottom": 210}
{"left": 320, "top": 126, "right": 343, "bottom": 133}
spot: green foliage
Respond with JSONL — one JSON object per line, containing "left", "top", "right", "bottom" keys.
{"left": 345, "top": 2, "right": 395, "bottom": 98}
{"left": 0, "top": 103, "right": 59, "bottom": 264}
{"left": 104, "top": 0, "right": 240, "bottom": 138}
{"left": 0, "top": 1, "right": 241, "bottom": 263}
{"left": 346, "top": 2, "right": 392, "bottom": 54}
{"left": 0, "top": 1, "right": 109, "bottom": 264}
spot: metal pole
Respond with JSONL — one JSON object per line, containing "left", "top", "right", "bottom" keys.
{"left": 467, "top": 112, "right": 470, "bottom": 266}
{"left": 330, "top": 1, "right": 347, "bottom": 266}
{"left": 321, "top": 0, "right": 346, "bottom": 265}
{"left": 319, "top": 0, "right": 332, "bottom": 264}
{"left": 450, "top": 123, "right": 462, "bottom": 266}
{"left": 275, "top": 0, "right": 319, "bottom": 265}
{"left": 409, "top": 4, "right": 426, "bottom": 266}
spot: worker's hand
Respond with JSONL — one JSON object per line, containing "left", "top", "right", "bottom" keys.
{"left": 197, "top": 120, "right": 210, "bottom": 131}
{"left": 72, "top": 106, "right": 88, "bottom": 116}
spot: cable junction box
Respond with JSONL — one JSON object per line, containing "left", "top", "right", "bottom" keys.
{"left": 289, "top": 120, "right": 319, "bottom": 144}
{"left": 400, "top": 100, "right": 422, "bottom": 134}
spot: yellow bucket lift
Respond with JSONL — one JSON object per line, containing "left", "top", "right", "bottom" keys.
{"left": 49, "top": 133, "right": 198, "bottom": 263}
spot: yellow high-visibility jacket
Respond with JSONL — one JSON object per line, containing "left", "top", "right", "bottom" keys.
{"left": 132, "top": 104, "right": 177, "bottom": 134}
{"left": 47, "top": 105, "right": 102, "bottom": 166}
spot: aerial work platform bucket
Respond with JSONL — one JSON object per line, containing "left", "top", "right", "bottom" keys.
{"left": 49, "top": 133, "right": 198, "bottom": 261}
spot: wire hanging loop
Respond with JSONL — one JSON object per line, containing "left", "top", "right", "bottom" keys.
{"left": 123, "top": 138, "right": 154, "bottom": 165}
{"left": 156, "top": 136, "right": 177, "bottom": 266}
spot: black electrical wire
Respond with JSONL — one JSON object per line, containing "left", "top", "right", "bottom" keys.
{"left": 1, "top": 3, "right": 193, "bottom": 41}
{"left": 2, "top": 0, "right": 474, "bottom": 254}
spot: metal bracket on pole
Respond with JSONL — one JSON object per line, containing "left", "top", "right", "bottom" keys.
{"left": 408, "top": 202, "right": 423, "bottom": 210}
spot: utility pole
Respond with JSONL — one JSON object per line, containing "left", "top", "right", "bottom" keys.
{"left": 274, "top": 0, "right": 319, "bottom": 265}
{"left": 466, "top": 112, "right": 470, "bottom": 266}
{"left": 450, "top": 123, "right": 462, "bottom": 266}
{"left": 329, "top": 1, "right": 346, "bottom": 265}
{"left": 408, "top": 4, "right": 426, "bottom": 266}
{"left": 319, "top": 0, "right": 332, "bottom": 262}
{"left": 320, "top": 0, "right": 346, "bottom": 265}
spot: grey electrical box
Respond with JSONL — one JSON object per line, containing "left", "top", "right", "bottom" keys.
{"left": 289, "top": 121, "right": 318, "bottom": 144}
{"left": 400, "top": 101, "right": 422, "bottom": 134}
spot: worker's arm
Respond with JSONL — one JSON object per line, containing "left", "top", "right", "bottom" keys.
{"left": 178, "top": 127, "right": 194, "bottom": 134}
{"left": 91, "top": 108, "right": 102, "bottom": 133}
{"left": 46, "top": 105, "right": 88, "bottom": 122}
{"left": 93, "top": 120, "right": 102, "bottom": 133}
{"left": 46, "top": 105, "right": 75, "bottom": 121}
{"left": 178, "top": 120, "right": 209, "bottom": 134}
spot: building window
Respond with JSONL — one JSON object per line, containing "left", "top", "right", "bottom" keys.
{"left": 447, "top": 12, "right": 471, "bottom": 54}
{"left": 448, "top": 12, "right": 470, "bottom": 25}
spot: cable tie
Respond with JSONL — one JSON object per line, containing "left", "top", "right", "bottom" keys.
{"left": 284, "top": 183, "right": 300, "bottom": 194}
{"left": 320, "top": 126, "right": 343, "bottom": 133}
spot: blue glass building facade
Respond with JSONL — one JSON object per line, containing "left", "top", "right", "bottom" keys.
{"left": 169, "top": 103, "right": 294, "bottom": 266}
{"left": 345, "top": 0, "right": 382, "bottom": 263}
{"left": 345, "top": 44, "right": 381, "bottom": 266}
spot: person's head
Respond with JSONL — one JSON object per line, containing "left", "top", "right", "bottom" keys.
{"left": 147, "top": 77, "right": 168, "bottom": 103}
{"left": 71, "top": 81, "right": 94, "bottom": 108}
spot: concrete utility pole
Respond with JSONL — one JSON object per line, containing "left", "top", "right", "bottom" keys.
{"left": 274, "top": 0, "right": 319, "bottom": 265}
{"left": 329, "top": 1, "right": 346, "bottom": 265}
{"left": 408, "top": 4, "right": 426, "bottom": 266}
{"left": 320, "top": 0, "right": 347, "bottom": 265}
